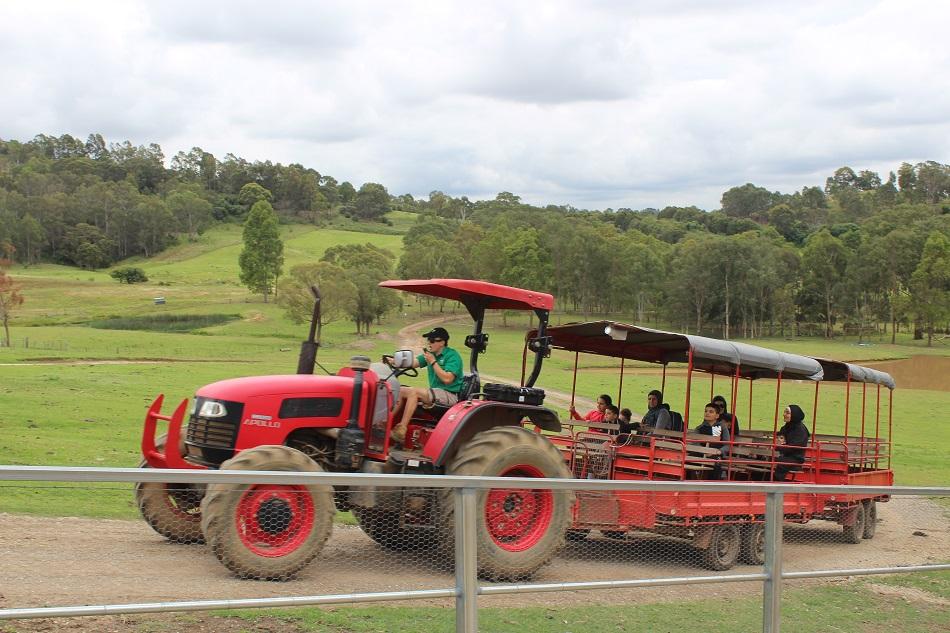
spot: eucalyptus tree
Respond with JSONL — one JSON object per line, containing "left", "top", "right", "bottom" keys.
{"left": 909, "top": 231, "right": 950, "bottom": 346}
{"left": 239, "top": 200, "right": 284, "bottom": 303}
{"left": 800, "top": 229, "right": 851, "bottom": 338}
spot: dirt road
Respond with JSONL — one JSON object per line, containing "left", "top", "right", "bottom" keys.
{"left": 0, "top": 496, "right": 946, "bottom": 615}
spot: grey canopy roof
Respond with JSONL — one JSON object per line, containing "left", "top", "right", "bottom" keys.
{"left": 539, "top": 321, "right": 824, "bottom": 381}
{"left": 812, "top": 358, "right": 896, "bottom": 390}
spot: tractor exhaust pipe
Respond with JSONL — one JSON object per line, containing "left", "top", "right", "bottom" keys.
{"left": 335, "top": 356, "right": 371, "bottom": 469}
{"left": 296, "top": 285, "right": 321, "bottom": 375}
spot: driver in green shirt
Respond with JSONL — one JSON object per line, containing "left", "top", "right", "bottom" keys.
{"left": 390, "top": 327, "right": 464, "bottom": 444}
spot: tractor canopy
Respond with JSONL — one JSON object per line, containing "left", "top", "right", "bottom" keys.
{"left": 811, "top": 358, "right": 896, "bottom": 390}
{"left": 538, "top": 320, "right": 825, "bottom": 381}
{"left": 380, "top": 278, "right": 554, "bottom": 388}
{"left": 379, "top": 279, "right": 553, "bottom": 313}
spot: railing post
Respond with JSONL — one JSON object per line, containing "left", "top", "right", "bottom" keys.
{"left": 763, "top": 491, "right": 784, "bottom": 633}
{"left": 455, "top": 487, "right": 478, "bottom": 633}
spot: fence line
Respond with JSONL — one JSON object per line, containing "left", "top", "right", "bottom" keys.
{"left": 0, "top": 466, "right": 947, "bottom": 633}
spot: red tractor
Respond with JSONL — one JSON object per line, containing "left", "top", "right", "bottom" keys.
{"left": 136, "top": 279, "right": 572, "bottom": 580}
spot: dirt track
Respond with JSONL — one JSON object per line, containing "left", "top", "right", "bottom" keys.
{"left": 0, "top": 496, "right": 947, "bottom": 615}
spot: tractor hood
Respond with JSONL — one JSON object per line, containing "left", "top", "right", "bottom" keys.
{"left": 196, "top": 374, "right": 355, "bottom": 401}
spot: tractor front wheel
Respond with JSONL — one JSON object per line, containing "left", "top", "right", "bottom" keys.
{"left": 200, "top": 445, "right": 335, "bottom": 580}
{"left": 441, "top": 426, "right": 574, "bottom": 581}
{"left": 135, "top": 434, "right": 204, "bottom": 544}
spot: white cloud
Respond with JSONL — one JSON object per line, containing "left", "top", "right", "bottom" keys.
{"left": 1, "top": 0, "right": 947, "bottom": 210}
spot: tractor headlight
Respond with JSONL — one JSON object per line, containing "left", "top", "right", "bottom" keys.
{"left": 198, "top": 400, "right": 228, "bottom": 418}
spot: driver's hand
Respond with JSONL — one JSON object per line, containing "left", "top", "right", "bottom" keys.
{"left": 423, "top": 350, "right": 436, "bottom": 365}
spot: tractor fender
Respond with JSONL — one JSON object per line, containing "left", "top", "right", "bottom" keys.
{"left": 422, "top": 400, "right": 561, "bottom": 468}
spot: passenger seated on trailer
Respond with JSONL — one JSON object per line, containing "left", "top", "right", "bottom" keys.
{"left": 774, "top": 404, "right": 810, "bottom": 481}
{"left": 642, "top": 390, "right": 672, "bottom": 431}
{"left": 569, "top": 393, "right": 610, "bottom": 422}
{"left": 619, "top": 408, "right": 640, "bottom": 435}
{"left": 603, "top": 405, "right": 621, "bottom": 434}
{"left": 389, "top": 327, "right": 463, "bottom": 444}
{"left": 712, "top": 394, "right": 740, "bottom": 438}
{"left": 695, "top": 403, "right": 731, "bottom": 479}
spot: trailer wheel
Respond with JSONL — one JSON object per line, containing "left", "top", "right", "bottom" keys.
{"left": 739, "top": 523, "right": 766, "bottom": 565}
{"left": 200, "top": 445, "right": 335, "bottom": 580}
{"left": 701, "top": 525, "right": 741, "bottom": 571}
{"left": 441, "top": 426, "right": 574, "bottom": 581}
{"left": 354, "top": 508, "right": 435, "bottom": 552}
{"left": 841, "top": 502, "right": 866, "bottom": 544}
{"left": 861, "top": 500, "right": 877, "bottom": 539}
{"left": 135, "top": 433, "right": 204, "bottom": 544}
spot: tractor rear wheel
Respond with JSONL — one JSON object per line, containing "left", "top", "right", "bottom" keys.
{"left": 440, "top": 426, "right": 574, "bottom": 581}
{"left": 200, "top": 445, "right": 335, "bottom": 580}
{"left": 841, "top": 503, "right": 866, "bottom": 544}
{"left": 701, "top": 525, "right": 741, "bottom": 571}
{"left": 135, "top": 434, "right": 204, "bottom": 544}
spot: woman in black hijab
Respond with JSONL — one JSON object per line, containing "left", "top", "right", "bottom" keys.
{"left": 774, "top": 404, "right": 810, "bottom": 481}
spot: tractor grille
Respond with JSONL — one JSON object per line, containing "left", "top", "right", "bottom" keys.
{"left": 187, "top": 416, "right": 238, "bottom": 450}
{"left": 185, "top": 397, "right": 244, "bottom": 466}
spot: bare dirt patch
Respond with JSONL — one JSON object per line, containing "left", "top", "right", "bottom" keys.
{"left": 865, "top": 582, "right": 950, "bottom": 606}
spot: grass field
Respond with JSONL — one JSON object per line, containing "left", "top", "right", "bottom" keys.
{"left": 1, "top": 219, "right": 948, "bottom": 520}
{"left": 212, "top": 572, "right": 950, "bottom": 632}
{"left": 1, "top": 571, "right": 938, "bottom": 633}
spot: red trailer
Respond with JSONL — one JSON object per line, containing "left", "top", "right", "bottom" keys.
{"left": 531, "top": 321, "right": 895, "bottom": 569}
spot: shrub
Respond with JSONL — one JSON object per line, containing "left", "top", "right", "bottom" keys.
{"left": 110, "top": 267, "right": 149, "bottom": 284}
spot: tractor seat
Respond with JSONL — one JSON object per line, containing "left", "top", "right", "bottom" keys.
{"left": 423, "top": 373, "right": 480, "bottom": 420}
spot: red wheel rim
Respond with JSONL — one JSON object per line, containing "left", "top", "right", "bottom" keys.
{"left": 235, "top": 484, "right": 315, "bottom": 557}
{"left": 485, "top": 464, "right": 553, "bottom": 552}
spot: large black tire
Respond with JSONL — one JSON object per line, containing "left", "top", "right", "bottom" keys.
{"left": 739, "top": 523, "right": 766, "bottom": 565}
{"left": 135, "top": 434, "right": 205, "bottom": 544}
{"left": 200, "top": 445, "right": 335, "bottom": 580}
{"left": 862, "top": 500, "right": 877, "bottom": 539}
{"left": 701, "top": 525, "right": 741, "bottom": 571}
{"left": 440, "top": 426, "right": 574, "bottom": 581}
{"left": 842, "top": 502, "right": 866, "bottom": 544}
{"left": 354, "top": 507, "right": 435, "bottom": 552}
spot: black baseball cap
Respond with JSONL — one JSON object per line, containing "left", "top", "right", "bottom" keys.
{"left": 423, "top": 327, "right": 450, "bottom": 342}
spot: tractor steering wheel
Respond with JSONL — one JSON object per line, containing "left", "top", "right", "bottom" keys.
{"left": 382, "top": 354, "right": 418, "bottom": 378}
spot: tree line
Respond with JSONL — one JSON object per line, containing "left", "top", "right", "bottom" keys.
{"left": 1, "top": 133, "right": 948, "bottom": 343}
{"left": 0, "top": 133, "right": 392, "bottom": 269}
{"left": 388, "top": 172, "right": 949, "bottom": 345}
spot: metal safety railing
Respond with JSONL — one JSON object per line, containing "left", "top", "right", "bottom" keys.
{"left": 0, "top": 465, "right": 947, "bottom": 632}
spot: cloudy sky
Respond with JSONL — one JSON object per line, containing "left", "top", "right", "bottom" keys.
{"left": 2, "top": 1, "right": 948, "bottom": 210}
